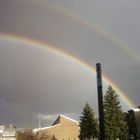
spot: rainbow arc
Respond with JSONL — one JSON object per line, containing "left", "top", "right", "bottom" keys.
{"left": 0, "top": 33, "right": 135, "bottom": 108}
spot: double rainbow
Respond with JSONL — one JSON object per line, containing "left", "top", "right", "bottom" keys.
{"left": 0, "top": 33, "right": 135, "bottom": 108}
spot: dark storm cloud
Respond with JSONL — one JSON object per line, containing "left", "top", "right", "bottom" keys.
{"left": 0, "top": 0, "right": 140, "bottom": 127}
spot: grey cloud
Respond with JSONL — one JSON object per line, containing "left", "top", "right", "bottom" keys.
{"left": 0, "top": 0, "right": 140, "bottom": 127}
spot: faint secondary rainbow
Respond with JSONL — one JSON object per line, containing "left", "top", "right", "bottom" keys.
{"left": 0, "top": 33, "right": 135, "bottom": 108}
{"left": 33, "top": 0, "right": 140, "bottom": 63}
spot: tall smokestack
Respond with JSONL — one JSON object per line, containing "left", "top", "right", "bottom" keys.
{"left": 96, "top": 63, "right": 105, "bottom": 140}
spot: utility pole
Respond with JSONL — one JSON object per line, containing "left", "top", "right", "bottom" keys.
{"left": 96, "top": 63, "right": 105, "bottom": 140}
{"left": 38, "top": 114, "right": 41, "bottom": 129}
{"left": 38, "top": 114, "right": 41, "bottom": 138}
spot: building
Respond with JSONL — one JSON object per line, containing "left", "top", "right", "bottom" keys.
{"left": 0, "top": 125, "right": 16, "bottom": 140}
{"left": 34, "top": 114, "right": 80, "bottom": 140}
{"left": 126, "top": 107, "right": 140, "bottom": 140}
{"left": 0, "top": 126, "right": 5, "bottom": 134}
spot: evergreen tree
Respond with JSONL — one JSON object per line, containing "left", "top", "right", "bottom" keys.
{"left": 104, "top": 86, "right": 128, "bottom": 140}
{"left": 79, "top": 102, "right": 99, "bottom": 140}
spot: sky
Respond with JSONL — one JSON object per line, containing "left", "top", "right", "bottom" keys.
{"left": 0, "top": 0, "right": 140, "bottom": 128}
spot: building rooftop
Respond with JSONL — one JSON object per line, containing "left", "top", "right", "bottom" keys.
{"left": 33, "top": 114, "right": 79, "bottom": 133}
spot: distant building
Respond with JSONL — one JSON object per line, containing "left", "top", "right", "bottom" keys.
{"left": 0, "top": 126, "right": 5, "bottom": 135}
{"left": 0, "top": 125, "right": 16, "bottom": 140}
{"left": 33, "top": 114, "right": 80, "bottom": 140}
